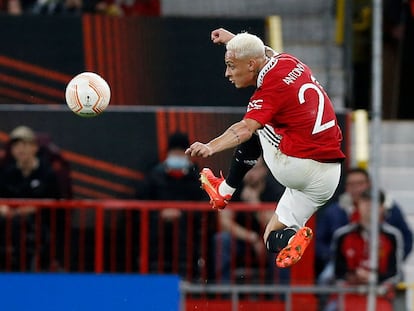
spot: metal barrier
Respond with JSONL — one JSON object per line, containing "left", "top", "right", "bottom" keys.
{"left": 0, "top": 199, "right": 292, "bottom": 280}
{"left": 180, "top": 282, "right": 411, "bottom": 311}
{"left": 180, "top": 282, "right": 370, "bottom": 311}
{"left": 1, "top": 199, "right": 407, "bottom": 310}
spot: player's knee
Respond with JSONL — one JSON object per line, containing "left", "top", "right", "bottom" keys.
{"left": 266, "top": 228, "right": 296, "bottom": 253}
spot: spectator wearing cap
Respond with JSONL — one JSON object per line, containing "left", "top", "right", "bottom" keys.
{"left": 135, "top": 132, "right": 207, "bottom": 280}
{"left": 0, "top": 125, "right": 61, "bottom": 271}
{"left": 0, "top": 126, "right": 61, "bottom": 201}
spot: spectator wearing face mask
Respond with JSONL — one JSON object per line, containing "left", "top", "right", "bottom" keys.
{"left": 136, "top": 132, "right": 206, "bottom": 202}
{"left": 135, "top": 132, "right": 207, "bottom": 279}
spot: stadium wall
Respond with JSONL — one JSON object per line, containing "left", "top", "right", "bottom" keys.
{"left": 0, "top": 106, "right": 350, "bottom": 199}
{"left": 0, "top": 15, "right": 264, "bottom": 107}
{"left": 0, "top": 105, "right": 244, "bottom": 198}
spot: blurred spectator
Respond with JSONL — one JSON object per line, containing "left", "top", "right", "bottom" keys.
{"left": 315, "top": 167, "right": 412, "bottom": 309}
{"left": 214, "top": 157, "right": 287, "bottom": 284}
{"left": 2, "top": 0, "right": 81, "bottom": 15}
{"left": 93, "top": 0, "right": 159, "bottom": 16}
{"left": 0, "top": 0, "right": 156, "bottom": 15}
{"left": 6, "top": 0, "right": 23, "bottom": 14}
{"left": 135, "top": 131, "right": 207, "bottom": 280}
{"left": 2, "top": 0, "right": 37, "bottom": 14}
{"left": 316, "top": 167, "right": 412, "bottom": 279}
{"left": 0, "top": 125, "right": 63, "bottom": 271}
{"left": 31, "top": 0, "right": 82, "bottom": 15}
{"left": 324, "top": 189, "right": 403, "bottom": 311}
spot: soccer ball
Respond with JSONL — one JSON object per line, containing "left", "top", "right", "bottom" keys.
{"left": 65, "top": 72, "right": 111, "bottom": 117}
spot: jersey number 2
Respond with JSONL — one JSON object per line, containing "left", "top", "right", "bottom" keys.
{"left": 298, "top": 82, "right": 335, "bottom": 134}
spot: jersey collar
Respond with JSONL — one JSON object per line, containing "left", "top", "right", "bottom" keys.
{"left": 257, "top": 57, "right": 278, "bottom": 88}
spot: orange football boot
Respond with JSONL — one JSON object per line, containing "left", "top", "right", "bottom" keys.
{"left": 199, "top": 168, "right": 232, "bottom": 209}
{"left": 276, "top": 227, "right": 313, "bottom": 268}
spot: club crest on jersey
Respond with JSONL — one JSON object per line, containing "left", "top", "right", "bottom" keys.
{"left": 247, "top": 99, "right": 263, "bottom": 112}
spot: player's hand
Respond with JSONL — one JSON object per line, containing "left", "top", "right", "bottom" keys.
{"left": 185, "top": 142, "right": 213, "bottom": 158}
{"left": 211, "top": 28, "right": 235, "bottom": 44}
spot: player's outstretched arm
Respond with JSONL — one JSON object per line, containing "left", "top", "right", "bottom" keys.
{"left": 185, "top": 119, "right": 261, "bottom": 158}
{"left": 211, "top": 28, "right": 235, "bottom": 44}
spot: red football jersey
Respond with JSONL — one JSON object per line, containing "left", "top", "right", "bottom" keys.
{"left": 244, "top": 53, "right": 345, "bottom": 162}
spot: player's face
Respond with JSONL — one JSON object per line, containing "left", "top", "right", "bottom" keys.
{"left": 224, "top": 51, "right": 256, "bottom": 88}
{"left": 10, "top": 140, "right": 38, "bottom": 164}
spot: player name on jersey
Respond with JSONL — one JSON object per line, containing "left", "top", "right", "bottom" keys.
{"left": 282, "top": 62, "right": 305, "bottom": 85}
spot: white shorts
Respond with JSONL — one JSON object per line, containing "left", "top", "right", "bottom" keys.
{"left": 260, "top": 137, "right": 341, "bottom": 228}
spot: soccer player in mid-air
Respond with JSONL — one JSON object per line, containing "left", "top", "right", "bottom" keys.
{"left": 185, "top": 28, "right": 345, "bottom": 268}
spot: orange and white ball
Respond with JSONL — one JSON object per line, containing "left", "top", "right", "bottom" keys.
{"left": 65, "top": 72, "right": 110, "bottom": 117}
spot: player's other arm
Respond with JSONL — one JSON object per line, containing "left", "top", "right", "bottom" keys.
{"left": 211, "top": 28, "right": 277, "bottom": 58}
{"left": 211, "top": 28, "right": 235, "bottom": 44}
{"left": 186, "top": 118, "right": 261, "bottom": 158}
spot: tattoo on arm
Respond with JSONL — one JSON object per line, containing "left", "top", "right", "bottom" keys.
{"left": 229, "top": 128, "right": 241, "bottom": 144}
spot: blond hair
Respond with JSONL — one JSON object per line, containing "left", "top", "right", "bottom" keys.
{"left": 226, "top": 32, "right": 266, "bottom": 59}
